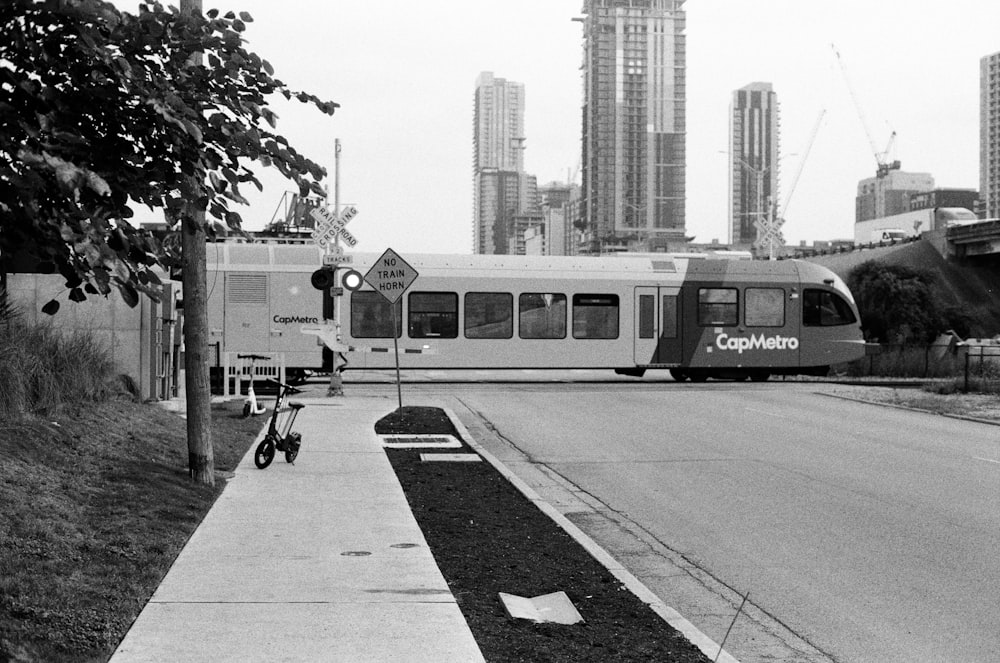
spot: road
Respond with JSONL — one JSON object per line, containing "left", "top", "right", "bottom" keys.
{"left": 365, "top": 380, "right": 1000, "bottom": 663}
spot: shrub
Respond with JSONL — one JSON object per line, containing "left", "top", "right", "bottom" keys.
{"left": 0, "top": 319, "right": 117, "bottom": 418}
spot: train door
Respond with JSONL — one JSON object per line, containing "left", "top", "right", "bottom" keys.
{"left": 634, "top": 287, "right": 682, "bottom": 365}
{"left": 223, "top": 272, "right": 270, "bottom": 353}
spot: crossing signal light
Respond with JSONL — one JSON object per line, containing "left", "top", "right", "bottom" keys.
{"left": 341, "top": 269, "right": 364, "bottom": 291}
{"left": 310, "top": 267, "right": 336, "bottom": 290}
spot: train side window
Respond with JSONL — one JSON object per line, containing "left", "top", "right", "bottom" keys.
{"left": 519, "top": 293, "right": 566, "bottom": 339}
{"left": 803, "top": 289, "right": 857, "bottom": 326}
{"left": 638, "top": 295, "right": 655, "bottom": 339}
{"left": 465, "top": 292, "right": 513, "bottom": 339}
{"left": 408, "top": 291, "right": 458, "bottom": 338}
{"left": 661, "top": 295, "right": 678, "bottom": 339}
{"left": 350, "top": 291, "right": 401, "bottom": 338}
{"left": 573, "top": 294, "right": 619, "bottom": 339}
{"left": 745, "top": 288, "right": 785, "bottom": 327}
{"left": 697, "top": 288, "right": 738, "bottom": 326}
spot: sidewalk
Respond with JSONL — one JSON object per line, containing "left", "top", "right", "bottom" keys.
{"left": 110, "top": 396, "right": 484, "bottom": 663}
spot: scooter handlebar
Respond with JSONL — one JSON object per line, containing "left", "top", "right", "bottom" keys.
{"left": 265, "top": 378, "right": 301, "bottom": 394}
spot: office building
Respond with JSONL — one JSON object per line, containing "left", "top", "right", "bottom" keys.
{"left": 579, "top": 0, "right": 687, "bottom": 253}
{"left": 856, "top": 170, "right": 935, "bottom": 223}
{"left": 729, "top": 82, "right": 780, "bottom": 247}
{"left": 981, "top": 50, "right": 1000, "bottom": 218}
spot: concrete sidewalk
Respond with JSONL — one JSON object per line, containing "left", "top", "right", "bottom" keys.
{"left": 110, "top": 396, "right": 484, "bottom": 663}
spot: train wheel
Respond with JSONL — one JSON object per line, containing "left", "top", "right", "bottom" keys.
{"left": 689, "top": 371, "right": 708, "bottom": 383}
{"left": 750, "top": 371, "right": 771, "bottom": 382}
{"left": 669, "top": 369, "right": 688, "bottom": 382}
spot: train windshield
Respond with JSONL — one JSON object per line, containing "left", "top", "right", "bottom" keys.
{"left": 803, "top": 289, "right": 857, "bottom": 326}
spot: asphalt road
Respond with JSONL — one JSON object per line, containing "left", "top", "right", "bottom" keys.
{"left": 403, "top": 381, "right": 1000, "bottom": 663}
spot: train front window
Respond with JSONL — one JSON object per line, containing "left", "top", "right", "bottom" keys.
{"left": 350, "top": 291, "right": 401, "bottom": 338}
{"left": 465, "top": 292, "right": 513, "bottom": 339}
{"left": 803, "top": 290, "right": 857, "bottom": 326}
{"left": 697, "top": 288, "right": 738, "bottom": 326}
{"left": 745, "top": 288, "right": 785, "bottom": 327}
{"left": 519, "top": 293, "right": 566, "bottom": 339}
{"left": 572, "top": 294, "right": 619, "bottom": 339}
{"left": 408, "top": 292, "right": 458, "bottom": 338}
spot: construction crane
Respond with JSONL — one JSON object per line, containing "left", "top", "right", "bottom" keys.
{"left": 832, "top": 44, "right": 900, "bottom": 178}
{"left": 776, "top": 108, "right": 826, "bottom": 221}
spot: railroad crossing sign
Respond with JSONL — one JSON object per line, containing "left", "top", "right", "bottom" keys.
{"left": 364, "top": 248, "right": 418, "bottom": 304}
{"left": 310, "top": 204, "right": 358, "bottom": 249}
{"left": 753, "top": 216, "right": 785, "bottom": 251}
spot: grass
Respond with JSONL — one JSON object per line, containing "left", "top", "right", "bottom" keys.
{"left": 0, "top": 398, "right": 263, "bottom": 662}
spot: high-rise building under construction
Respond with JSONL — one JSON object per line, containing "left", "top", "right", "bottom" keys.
{"left": 579, "top": 0, "right": 687, "bottom": 253}
{"left": 981, "top": 50, "right": 1000, "bottom": 219}
{"left": 730, "top": 82, "right": 780, "bottom": 247}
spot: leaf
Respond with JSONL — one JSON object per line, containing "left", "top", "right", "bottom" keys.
{"left": 118, "top": 282, "right": 139, "bottom": 308}
{"left": 182, "top": 118, "right": 203, "bottom": 144}
{"left": 42, "top": 300, "right": 60, "bottom": 316}
{"left": 69, "top": 287, "right": 86, "bottom": 303}
{"left": 239, "top": 11, "right": 254, "bottom": 22}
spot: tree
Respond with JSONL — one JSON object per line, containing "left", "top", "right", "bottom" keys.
{"left": 1, "top": 0, "right": 338, "bottom": 482}
{"left": 846, "top": 261, "right": 944, "bottom": 344}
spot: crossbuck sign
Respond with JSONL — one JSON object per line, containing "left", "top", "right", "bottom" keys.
{"left": 310, "top": 205, "right": 358, "bottom": 249}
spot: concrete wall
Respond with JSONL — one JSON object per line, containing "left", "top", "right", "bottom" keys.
{"left": 4, "top": 273, "right": 178, "bottom": 401}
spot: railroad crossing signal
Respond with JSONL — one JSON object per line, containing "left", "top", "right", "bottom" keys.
{"left": 310, "top": 204, "right": 358, "bottom": 249}
{"left": 364, "top": 248, "right": 418, "bottom": 304}
{"left": 753, "top": 216, "right": 785, "bottom": 252}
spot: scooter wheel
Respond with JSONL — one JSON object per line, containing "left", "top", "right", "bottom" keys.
{"left": 284, "top": 433, "right": 301, "bottom": 464}
{"left": 254, "top": 438, "right": 275, "bottom": 469}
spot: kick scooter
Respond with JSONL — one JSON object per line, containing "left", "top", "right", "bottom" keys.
{"left": 238, "top": 354, "right": 270, "bottom": 418}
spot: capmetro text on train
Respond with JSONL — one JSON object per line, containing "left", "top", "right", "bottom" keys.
{"left": 203, "top": 243, "right": 866, "bottom": 384}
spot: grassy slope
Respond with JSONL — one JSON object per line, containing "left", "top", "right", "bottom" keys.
{"left": 0, "top": 399, "right": 263, "bottom": 663}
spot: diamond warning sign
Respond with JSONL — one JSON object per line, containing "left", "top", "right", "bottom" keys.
{"left": 364, "top": 248, "right": 418, "bottom": 304}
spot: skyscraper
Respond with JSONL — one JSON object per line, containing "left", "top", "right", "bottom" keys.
{"left": 580, "top": 0, "right": 687, "bottom": 253}
{"left": 981, "top": 51, "right": 1000, "bottom": 219}
{"left": 730, "top": 82, "right": 780, "bottom": 247}
{"left": 473, "top": 72, "right": 536, "bottom": 254}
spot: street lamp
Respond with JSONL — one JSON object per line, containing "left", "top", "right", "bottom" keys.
{"left": 729, "top": 154, "right": 785, "bottom": 260}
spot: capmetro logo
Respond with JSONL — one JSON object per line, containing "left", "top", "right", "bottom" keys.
{"left": 273, "top": 315, "right": 320, "bottom": 325}
{"left": 715, "top": 332, "right": 799, "bottom": 354}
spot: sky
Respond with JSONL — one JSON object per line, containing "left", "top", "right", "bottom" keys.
{"left": 115, "top": 0, "right": 1000, "bottom": 254}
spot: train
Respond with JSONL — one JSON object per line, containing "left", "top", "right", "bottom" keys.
{"left": 205, "top": 241, "right": 866, "bottom": 384}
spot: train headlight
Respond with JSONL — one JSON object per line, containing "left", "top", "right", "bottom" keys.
{"left": 341, "top": 269, "right": 364, "bottom": 291}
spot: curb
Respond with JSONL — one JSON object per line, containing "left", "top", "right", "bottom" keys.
{"left": 819, "top": 392, "right": 1000, "bottom": 426}
{"left": 443, "top": 407, "right": 740, "bottom": 663}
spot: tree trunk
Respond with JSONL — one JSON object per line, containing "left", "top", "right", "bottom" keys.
{"left": 180, "top": 0, "right": 213, "bottom": 485}
{"left": 182, "top": 212, "right": 214, "bottom": 485}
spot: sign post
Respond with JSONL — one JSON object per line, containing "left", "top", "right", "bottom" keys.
{"left": 364, "top": 248, "right": 418, "bottom": 408}
{"left": 309, "top": 181, "right": 359, "bottom": 396}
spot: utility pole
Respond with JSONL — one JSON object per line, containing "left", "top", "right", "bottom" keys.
{"left": 179, "top": 0, "right": 214, "bottom": 484}
{"left": 327, "top": 138, "right": 344, "bottom": 396}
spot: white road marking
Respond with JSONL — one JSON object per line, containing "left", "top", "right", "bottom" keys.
{"left": 973, "top": 456, "right": 1000, "bottom": 465}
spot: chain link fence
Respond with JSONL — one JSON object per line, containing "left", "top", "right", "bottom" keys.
{"left": 846, "top": 340, "right": 1000, "bottom": 393}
